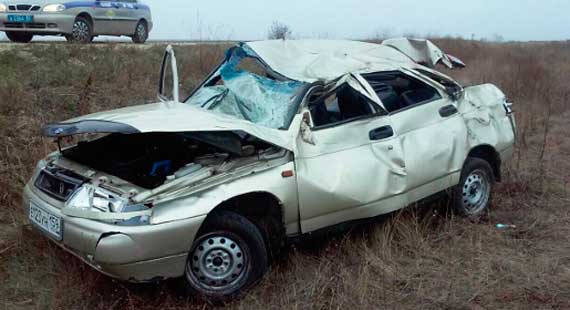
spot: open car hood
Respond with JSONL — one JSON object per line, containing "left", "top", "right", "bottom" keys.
{"left": 42, "top": 102, "right": 294, "bottom": 151}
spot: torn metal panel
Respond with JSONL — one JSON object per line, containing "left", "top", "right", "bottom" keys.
{"left": 460, "top": 84, "right": 516, "bottom": 153}
{"left": 243, "top": 39, "right": 464, "bottom": 83}
{"left": 244, "top": 39, "right": 413, "bottom": 82}
{"left": 381, "top": 38, "right": 466, "bottom": 69}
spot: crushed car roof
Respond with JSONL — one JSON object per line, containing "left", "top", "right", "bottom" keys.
{"left": 244, "top": 38, "right": 464, "bottom": 82}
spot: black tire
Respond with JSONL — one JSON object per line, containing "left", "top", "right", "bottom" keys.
{"left": 131, "top": 20, "right": 148, "bottom": 44}
{"left": 67, "top": 16, "right": 93, "bottom": 43}
{"left": 6, "top": 32, "right": 33, "bottom": 43}
{"left": 452, "top": 157, "right": 495, "bottom": 217}
{"left": 184, "top": 211, "right": 268, "bottom": 302}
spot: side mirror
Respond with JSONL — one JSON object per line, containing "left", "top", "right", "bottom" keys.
{"left": 446, "top": 86, "right": 464, "bottom": 102}
{"left": 158, "top": 45, "right": 179, "bottom": 102}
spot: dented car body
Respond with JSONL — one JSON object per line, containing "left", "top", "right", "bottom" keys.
{"left": 23, "top": 38, "right": 516, "bottom": 299}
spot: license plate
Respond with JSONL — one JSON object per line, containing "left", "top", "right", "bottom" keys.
{"left": 8, "top": 15, "right": 33, "bottom": 23}
{"left": 29, "top": 202, "right": 63, "bottom": 241}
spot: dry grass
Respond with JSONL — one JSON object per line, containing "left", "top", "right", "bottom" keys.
{"left": 1, "top": 40, "right": 569, "bottom": 310}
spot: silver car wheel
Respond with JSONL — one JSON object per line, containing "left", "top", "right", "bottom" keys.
{"left": 136, "top": 23, "right": 147, "bottom": 40}
{"left": 188, "top": 234, "right": 247, "bottom": 290}
{"left": 72, "top": 20, "right": 90, "bottom": 42}
{"left": 461, "top": 169, "right": 490, "bottom": 214}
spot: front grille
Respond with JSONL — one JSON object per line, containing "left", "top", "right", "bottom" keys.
{"left": 4, "top": 22, "right": 23, "bottom": 28}
{"left": 3, "top": 22, "right": 45, "bottom": 29}
{"left": 25, "top": 22, "right": 45, "bottom": 28}
{"left": 7, "top": 4, "right": 40, "bottom": 11}
{"left": 34, "top": 169, "right": 86, "bottom": 201}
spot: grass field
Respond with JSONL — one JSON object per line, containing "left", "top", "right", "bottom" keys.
{"left": 0, "top": 39, "right": 569, "bottom": 309}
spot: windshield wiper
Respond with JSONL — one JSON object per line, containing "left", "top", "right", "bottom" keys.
{"left": 202, "top": 89, "right": 229, "bottom": 109}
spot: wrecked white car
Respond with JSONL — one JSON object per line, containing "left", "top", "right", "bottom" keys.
{"left": 23, "top": 38, "right": 516, "bottom": 300}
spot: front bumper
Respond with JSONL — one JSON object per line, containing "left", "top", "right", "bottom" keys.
{"left": 0, "top": 12, "right": 74, "bottom": 34}
{"left": 23, "top": 184, "right": 206, "bottom": 282}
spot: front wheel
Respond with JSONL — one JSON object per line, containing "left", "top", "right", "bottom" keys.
{"left": 6, "top": 32, "right": 33, "bottom": 43}
{"left": 67, "top": 17, "right": 93, "bottom": 43}
{"left": 184, "top": 211, "right": 268, "bottom": 302}
{"left": 452, "top": 157, "right": 495, "bottom": 217}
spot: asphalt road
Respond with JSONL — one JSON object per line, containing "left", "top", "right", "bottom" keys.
{"left": 0, "top": 39, "right": 233, "bottom": 51}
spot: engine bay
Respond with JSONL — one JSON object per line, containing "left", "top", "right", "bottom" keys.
{"left": 62, "top": 131, "right": 279, "bottom": 189}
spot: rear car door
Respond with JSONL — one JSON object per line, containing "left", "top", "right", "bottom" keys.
{"left": 363, "top": 70, "right": 468, "bottom": 203}
{"left": 295, "top": 82, "right": 407, "bottom": 233}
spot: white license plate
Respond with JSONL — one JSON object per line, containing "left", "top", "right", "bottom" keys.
{"left": 29, "top": 202, "right": 63, "bottom": 240}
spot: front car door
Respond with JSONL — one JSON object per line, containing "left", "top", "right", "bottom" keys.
{"left": 114, "top": 0, "right": 139, "bottom": 35}
{"left": 91, "top": 1, "right": 121, "bottom": 35}
{"left": 295, "top": 81, "right": 408, "bottom": 233}
{"left": 363, "top": 70, "right": 469, "bottom": 203}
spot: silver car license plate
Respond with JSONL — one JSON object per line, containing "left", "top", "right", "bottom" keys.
{"left": 29, "top": 202, "right": 63, "bottom": 240}
{"left": 8, "top": 15, "right": 33, "bottom": 23}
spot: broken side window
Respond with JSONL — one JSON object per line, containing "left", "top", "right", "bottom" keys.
{"left": 308, "top": 84, "right": 380, "bottom": 128}
{"left": 363, "top": 71, "right": 441, "bottom": 113}
{"left": 186, "top": 46, "right": 306, "bottom": 130}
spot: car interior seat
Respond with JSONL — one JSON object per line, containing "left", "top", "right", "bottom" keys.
{"left": 374, "top": 84, "right": 404, "bottom": 113}
{"left": 337, "top": 86, "right": 373, "bottom": 120}
{"left": 401, "top": 88, "right": 439, "bottom": 107}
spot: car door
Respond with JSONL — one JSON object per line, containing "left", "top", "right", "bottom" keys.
{"left": 114, "top": 0, "right": 139, "bottom": 35}
{"left": 295, "top": 82, "right": 408, "bottom": 233}
{"left": 363, "top": 70, "right": 468, "bottom": 203}
{"left": 92, "top": 1, "right": 121, "bottom": 34}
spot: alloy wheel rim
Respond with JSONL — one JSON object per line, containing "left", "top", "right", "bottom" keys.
{"left": 461, "top": 169, "right": 489, "bottom": 214}
{"left": 72, "top": 21, "right": 90, "bottom": 41}
{"left": 136, "top": 24, "right": 146, "bottom": 40}
{"left": 187, "top": 234, "right": 247, "bottom": 290}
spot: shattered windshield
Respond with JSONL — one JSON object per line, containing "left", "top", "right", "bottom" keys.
{"left": 185, "top": 45, "right": 305, "bottom": 130}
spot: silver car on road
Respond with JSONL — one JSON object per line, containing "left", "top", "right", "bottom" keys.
{"left": 0, "top": 0, "right": 152, "bottom": 43}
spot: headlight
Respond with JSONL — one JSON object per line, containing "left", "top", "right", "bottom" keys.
{"left": 42, "top": 4, "right": 65, "bottom": 12}
{"left": 0, "top": 3, "right": 7, "bottom": 12}
{"left": 67, "top": 185, "right": 126, "bottom": 212}
{"left": 66, "top": 184, "right": 151, "bottom": 226}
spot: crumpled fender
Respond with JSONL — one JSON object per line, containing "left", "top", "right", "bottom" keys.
{"left": 460, "top": 84, "right": 515, "bottom": 153}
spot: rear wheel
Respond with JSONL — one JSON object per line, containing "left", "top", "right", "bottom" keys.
{"left": 67, "top": 17, "right": 93, "bottom": 43}
{"left": 131, "top": 20, "right": 148, "bottom": 44}
{"left": 453, "top": 157, "right": 495, "bottom": 217}
{"left": 6, "top": 32, "right": 33, "bottom": 43}
{"left": 185, "top": 211, "right": 268, "bottom": 302}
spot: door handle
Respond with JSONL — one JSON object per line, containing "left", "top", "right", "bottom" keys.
{"left": 369, "top": 125, "right": 394, "bottom": 141}
{"left": 439, "top": 104, "right": 458, "bottom": 117}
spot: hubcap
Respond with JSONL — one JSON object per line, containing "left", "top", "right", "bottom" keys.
{"left": 188, "top": 234, "right": 246, "bottom": 290}
{"left": 461, "top": 169, "right": 489, "bottom": 214}
{"left": 72, "top": 21, "right": 90, "bottom": 41}
{"left": 136, "top": 24, "right": 146, "bottom": 40}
